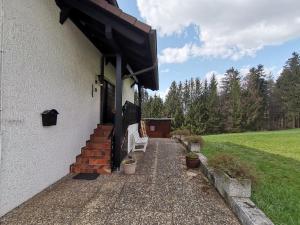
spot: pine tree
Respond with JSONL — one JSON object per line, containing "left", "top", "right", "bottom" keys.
{"left": 221, "top": 68, "right": 242, "bottom": 132}
{"left": 207, "top": 74, "right": 221, "bottom": 133}
{"left": 276, "top": 52, "right": 300, "bottom": 128}
{"left": 164, "top": 81, "right": 184, "bottom": 128}
{"left": 150, "top": 94, "right": 165, "bottom": 118}
{"left": 242, "top": 65, "right": 268, "bottom": 130}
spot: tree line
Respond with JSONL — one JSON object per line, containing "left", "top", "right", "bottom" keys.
{"left": 135, "top": 52, "right": 300, "bottom": 134}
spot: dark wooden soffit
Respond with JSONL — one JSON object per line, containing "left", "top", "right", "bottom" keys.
{"left": 55, "top": 0, "right": 159, "bottom": 90}
{"left": 105, "top": 0, "right": 118, "bottom": 7}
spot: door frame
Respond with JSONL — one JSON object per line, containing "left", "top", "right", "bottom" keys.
{"left": 100, "top": 79, "right": 116, "bottom": 125}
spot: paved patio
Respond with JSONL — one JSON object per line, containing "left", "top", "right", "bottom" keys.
{"left": 0, "top": 139, "right": 240, "bottom": 225}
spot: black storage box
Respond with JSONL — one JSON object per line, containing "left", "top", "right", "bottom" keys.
{"left": 41, "top": 109, "right": 59, "bottom": 126}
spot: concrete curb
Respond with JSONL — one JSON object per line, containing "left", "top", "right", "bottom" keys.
{"left": 196, "top": 152, "right": 274, "bottom": 225}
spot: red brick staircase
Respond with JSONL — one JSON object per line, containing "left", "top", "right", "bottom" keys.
{"left": 70, "top": 124, "right": 113, "bottom": 174}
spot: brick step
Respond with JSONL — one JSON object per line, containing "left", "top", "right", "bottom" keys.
{"left": 70, "top": 163, "right": 111, "bottom": 174}
{"left": 70, "top": 124, "right": 113, "bottom": 175}
{"left": 90, "top": 132, "right": 111, "bottom": 138}
{"left": 86, "top": 141, "right": 111, "bottom": 149}
{"left": 89, "top": 158, "right": 110, "bottom": 165}
{"left": 81, "top": 148, "right": 111, "bottom": 157}
{"left": 76, "top": 155, "right": 110, "bottom": 164}
{"left": 90, "top": 135, "right": 110, "bottom": 142}
{"left": 97, "top": 124, "right": 113, "bottom": 130}
{"left": 94, "top": 128, "right": 111, "bottom": 134}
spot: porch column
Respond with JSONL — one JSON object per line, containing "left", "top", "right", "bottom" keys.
{"left": 100, "top": 56, "right": 105, "bottom": 124}
{"left": 138, "top": 84, "right": 142, "bottom": 128}
{"left": 114, "top": 54, "right": 123, "bottom": 168}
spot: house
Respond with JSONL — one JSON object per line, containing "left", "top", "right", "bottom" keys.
{"left": 0, "top": 0, "right": 158, "bottom": 217}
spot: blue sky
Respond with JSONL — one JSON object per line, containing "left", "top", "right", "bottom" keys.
{"left": 119, "top": 0, "right": 300, "bottom": 97}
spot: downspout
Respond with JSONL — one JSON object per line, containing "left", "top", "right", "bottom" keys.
{"left": 0, "top": 0, "right": 4, "bottom": 164}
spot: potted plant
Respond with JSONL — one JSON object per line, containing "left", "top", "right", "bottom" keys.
{"left": 186, "top": 152, "right": 200, "bottom": 169}
{"left": 185, "top": 135, "right": 204, "bottom": 152}
{"left": 208, "top": 154, "right": 257, "bottom": 198}
{"left": 122, "top": 158, "right": 137, "bottom": 175}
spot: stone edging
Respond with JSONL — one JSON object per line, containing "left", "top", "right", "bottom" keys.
{"left": 174, "top": 137, "right": 274, "bottom": 225}
{"left": 197, "top": 152, "right": 274, "bottom": 225}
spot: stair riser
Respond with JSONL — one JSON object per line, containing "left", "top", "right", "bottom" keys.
{"left": 76, "top": 156, "right": 110, "bottom": 163}
{"left": 86, "top": 143, "right": 111, "bottom": 149}
{"left": 82, "top": 151, "right": 110, "bottom": 157}
{"left": 97, "top": 125, "right": 113, "bottom": 130}
{"left": 81, "top": 147, "right": 111, "bottom": 153}
{"left": 89, "top": 158, "right": 110, "bottom": 165}
{"left": 90, "top": 136, "right": 110, "bottom": 143}
{"left": 94, "top": 129, "right": 111, "bottom": 136}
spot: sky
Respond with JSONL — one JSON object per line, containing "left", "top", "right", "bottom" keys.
{"left": 118, "top": 0, "right": 300, "bottom": 98}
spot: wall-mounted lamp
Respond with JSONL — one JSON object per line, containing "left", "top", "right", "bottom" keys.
{"left": 97, "top": 74, "right": 104, "bottom": 86}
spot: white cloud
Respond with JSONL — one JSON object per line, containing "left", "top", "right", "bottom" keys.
{"left": 203, "top": 65, "right": 281, "bottom": 88}
{"left": 159, "top": 44, "right": 192, "bottom": 64}
{"left": 137, "top": 0, "right": 300, "bottom": 63}
{"left": 204, "top": 71, "right": 224, "bottom": 86}
{"left": 150, "top": 88, "right": 170, "bottom": 101}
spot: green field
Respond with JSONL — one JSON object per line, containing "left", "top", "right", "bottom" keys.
{"left": 202, "top": 129, "right": 300, "bottom": 225}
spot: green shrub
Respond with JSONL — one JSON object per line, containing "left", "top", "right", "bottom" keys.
{"left": 185, "top": 135, "right": 205, "bottom": 146}
{"left": 171, "top": 129, "right": 191, "bottom": 136}
{"left": 208, "top": 154, "right": 257, "bottom": 182}
{"left": 186, "top": 152, "right": 199, "bottom": 159}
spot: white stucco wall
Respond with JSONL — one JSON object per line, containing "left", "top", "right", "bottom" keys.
{"left": 103, "top": 64, "right": 135, "bottom": 105}
{"left": 0, "top": 0, "right": 117, "bottom": 217}
{"left": 0, "top": 0, "right": 4, "bottom": 164}
{"left": 122, "top": 78, "right": 135, "bottom": 105}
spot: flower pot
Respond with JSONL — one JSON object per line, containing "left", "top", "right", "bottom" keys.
{"left": 186, "top": 156, "right": 200, "bottom": 169}
{"left": 123, "top": 160, "right": 137, "bottom": 175}
{"left": 189, "top": 143, "right": 201, "bottom": 152}
{"left": 213, "top": 170, "right": 251, "bottom": 198}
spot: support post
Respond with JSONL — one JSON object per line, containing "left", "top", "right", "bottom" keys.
{"left": 138, "top": 84, "right": 142, "bottom": 120}
{"left": 138, "top": 84, "right": 142, "bottom": 129}
{"left": 100, "top": 56, "right": 105, "bottom": 124}
{"left": 114, "top": 54, "right": 123, "bottom": 168}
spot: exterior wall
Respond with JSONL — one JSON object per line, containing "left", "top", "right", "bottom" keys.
{"left": 0, "top": 0, "right": 120, "bottom": 217}
{"left": 0, "top": 0, "right": 4, "bottom": 164}
{"left": 103, "top": 65, "right": 135, "bottom": 105}
{"left": 122, "top": 78, "right": 135, "bottom": 105}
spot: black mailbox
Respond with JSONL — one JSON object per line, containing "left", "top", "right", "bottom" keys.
{"left": 41, "top": 109, "right": 59, "bottom": 126}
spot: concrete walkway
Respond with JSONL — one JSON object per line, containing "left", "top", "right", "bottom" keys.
{"left": 0, "top": 139, "right": 240, "bottom": 225}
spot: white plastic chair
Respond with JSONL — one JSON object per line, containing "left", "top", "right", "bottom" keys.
{"left": 132, "top": 130, "right": 148, "bottom": 152}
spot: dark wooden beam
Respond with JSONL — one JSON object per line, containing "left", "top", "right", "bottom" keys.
{"left": 114, "top": 54, "right": 123, "bottom": 168}
{"left": 61, "top": 0, "right": 146, "bottom": 44}
{"left": 138, "top": 84, "right": 142, "bottom": 132}
{"left": 59, "top": 8, "right": 71, "bottom": 24}
{"left": 70, "top": 15, "right": 115, "bottom": 55}
{"left": 105, "top": 25, "right": 120, "bottom": 53}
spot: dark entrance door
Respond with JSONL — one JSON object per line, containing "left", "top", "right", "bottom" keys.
{"left": 103, "top": 81, "right": 115, "bottom": 124}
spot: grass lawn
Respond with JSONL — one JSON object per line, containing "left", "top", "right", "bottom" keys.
{"left": 202, "top": 129, "right": 300, "bottom": 225}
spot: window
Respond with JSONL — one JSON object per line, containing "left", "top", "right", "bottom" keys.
{"left": 150, "top": 125, "right": 156, "bottom": 131}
